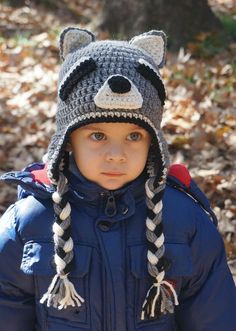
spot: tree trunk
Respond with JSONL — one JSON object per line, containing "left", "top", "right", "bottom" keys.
{"left": 99, "top": 0, "right": 222, "bottom": 51}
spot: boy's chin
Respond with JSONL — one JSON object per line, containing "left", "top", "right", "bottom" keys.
{"left": 96, "top": 179, "right": 129, "bottom": 191}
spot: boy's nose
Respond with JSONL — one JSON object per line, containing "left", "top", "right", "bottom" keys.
{"left": 105, "top": 145, "right": 126, "bottom": 162}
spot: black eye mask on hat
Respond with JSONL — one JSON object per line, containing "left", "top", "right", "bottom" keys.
{"left": 136, "top": 60, "right": 166, "bottom": 106}
{"left": 59, "top": 57, "right": 97, "bottom": 101}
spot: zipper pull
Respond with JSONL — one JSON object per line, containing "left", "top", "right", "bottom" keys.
{"left": 105, "top": 192, "right": 117, "bottom": 217}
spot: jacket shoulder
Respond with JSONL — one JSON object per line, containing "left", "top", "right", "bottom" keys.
{"left": 163, "top": 185, "right": 198, "bottom": 243}
{"left": 13, "top": 195, "right": 54, "bottom": 242}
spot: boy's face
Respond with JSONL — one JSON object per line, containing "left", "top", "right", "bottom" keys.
{"left": 69, "top": 122, "right": 151, "bottom": 190}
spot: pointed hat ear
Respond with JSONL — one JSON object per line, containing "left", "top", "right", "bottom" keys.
{"left": 59, "top": 27, "right": 95, "bottom": 60}
{"left": 130, "top": 30, "right": 167, "bottom": 68}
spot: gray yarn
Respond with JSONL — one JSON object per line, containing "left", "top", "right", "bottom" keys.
{"left": 147, "top": 179, "right": 166, "bottom": 195}
{"left": 160, "top": 286, "right": 175, "bottom": 313}
{"left": 152, "top": 210, "right": 163, "bottom": 225}
{"left": 53, "top": 203, "right": 63, "bottom": 216}
{"left": 57, "top": 172, "right": 68, "bottom": 194}
{"left": 145, "top": 197, "right": 163, "bottom": 218}
{"left": 148, "top": 262, "right": 160, "bottom": 278}
{"left": 63, "top": 251, "right": 74, "bottom": 265}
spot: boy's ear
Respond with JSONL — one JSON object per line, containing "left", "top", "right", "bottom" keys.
{"left": 59, "top": 27, "right": 96, "bottom": 60}
{"left": 65, "top": 141, "right": 72, "bottom": 152}
{"left": 129, "top": 30, "right": 167, "bottom": 68}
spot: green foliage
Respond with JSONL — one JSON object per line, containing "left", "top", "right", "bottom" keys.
{"left": 187, "top": 14, "right": 236, "bottom": 58}
{"left": 220, "top": 14, "right": 236, "bottom": 40}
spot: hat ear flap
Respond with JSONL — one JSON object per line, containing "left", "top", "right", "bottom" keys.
{"left": 60, "top": 27, "right": 95, "bottom": 60}
{"left": 130, "top": 30, "right": 167, "bottom": 68}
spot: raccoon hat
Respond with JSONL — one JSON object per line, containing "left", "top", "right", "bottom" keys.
{"left": 42, "top": 27, "right": 178, "bottom": 320}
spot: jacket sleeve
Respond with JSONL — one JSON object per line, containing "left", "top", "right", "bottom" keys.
{"left": 175, "top": 204, "right": 236, "bottom": 331}
{"left": 0, "top": 203, "right": 36, "bottom": 331}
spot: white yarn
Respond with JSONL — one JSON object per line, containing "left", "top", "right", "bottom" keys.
{"left": 149, "top": 279, "right": 179, "bottom": 318}
{"left": 58, "top": 276, "right": 85, "bottom": 309}
{"left": 52, "top": 191, "right": 62, "bottom": 204}
{"left": 60, "top": 202, "right": 71, "bottom": 220}
{"left": 94, "top": 75, "right": 143, "bottom": 110}
{"left": 130, "top": 34, "right": 165, "bottom": 67}
{"left": 42, "top": 153, "right": 48, "bottom": 163}
{"left": 146, "top": 217, "right": 156, "bottom": 231}
{"left": 151, "top": 285, "right": 161, "bottom": 317}
{"left": 63, "top": 237, "right": 74, "bottom": 253}
{"left": 54, "top": 254, "right": 66, "bottom": 271}
{"left": 156, "top": 270, "right": 165, "bottom": 283}
{"left": 148, "top": 250, "right": 159, "bottom": 265}
{"left": 62, "top": 30, "right": 93, "bottom": 59}
{"left": 53, "top": 222, "right": 64, "bottom": 236}
{"left": 145, "top": 180, "right": 154, "bottom": 199}
{"left": 153, "top": 200, "right": 163, "bottom": 214}
{"left": 40, "top": 274, "right": 85, "bottom": 310}
{"left": 154, "top": 233, "right": 164, "bottom": 248}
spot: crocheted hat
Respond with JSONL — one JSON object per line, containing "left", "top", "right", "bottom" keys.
{"left": 42, "top": 27, "right": 178, "bottom": 320}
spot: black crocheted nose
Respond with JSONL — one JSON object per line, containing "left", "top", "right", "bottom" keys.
{"left": 108, "top": 75, "right": 131, "bottom": 93}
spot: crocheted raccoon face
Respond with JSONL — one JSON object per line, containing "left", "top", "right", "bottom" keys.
{"left": 47, "top": 28, "right": 167, "bottom": 181}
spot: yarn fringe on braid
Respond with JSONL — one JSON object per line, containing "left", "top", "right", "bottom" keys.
{"left": 40, "top": 156, "right": 84, "bottom": 309}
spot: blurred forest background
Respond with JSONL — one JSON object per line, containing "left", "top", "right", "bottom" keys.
{"left": 0, "top": 0, "right": 236, "bottom": 277}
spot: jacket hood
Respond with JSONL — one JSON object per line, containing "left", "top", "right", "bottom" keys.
{"left": 0, "top": 162, "right": 54, "bottom": 200}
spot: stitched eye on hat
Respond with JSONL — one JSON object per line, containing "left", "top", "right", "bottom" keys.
{"left": 136, "top": 58, "right": 166, "bottom": 106}
{"left": 59, "top": 56, "right": 96, "bottom": 101}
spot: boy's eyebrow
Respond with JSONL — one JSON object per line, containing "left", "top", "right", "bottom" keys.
{"left": 80, "top": 124, "right": 146, "bottom": 131}
{"left": 80, "top": 125, "right": 105, "bottom": 131}
{"left": 129, "top": 125, "right": 146, "bottom": 130}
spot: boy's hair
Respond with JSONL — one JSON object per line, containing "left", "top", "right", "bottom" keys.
{"left": 41, "top": 27, "right": 178, "bottom": 320}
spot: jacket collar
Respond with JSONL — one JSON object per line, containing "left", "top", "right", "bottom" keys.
{"left": 67, "top": 154, "right": 146, "bottom": 204}
{"left": 0, "top": 156, "right": 146, "bottom": 209}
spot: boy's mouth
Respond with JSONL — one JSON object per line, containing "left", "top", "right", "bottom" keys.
{"left": 101, "top": 172, "right": 125, "bottom": 177}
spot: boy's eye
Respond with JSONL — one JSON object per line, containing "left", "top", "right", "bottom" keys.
{"left": 90, "top": 132, "right": 106, "bottom": 141}
{"left": 127, "top": 132, "right": 142, "bottom": 141}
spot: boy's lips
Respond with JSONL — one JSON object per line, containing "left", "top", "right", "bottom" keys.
{"left": 101, "top": 172, "right": 125, "bottom": 176}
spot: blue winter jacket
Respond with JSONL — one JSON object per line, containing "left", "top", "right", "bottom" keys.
{"left": 0, "top": 161, "right": 236, "bottom": 331}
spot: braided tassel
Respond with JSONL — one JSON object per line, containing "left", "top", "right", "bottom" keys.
{"left": 141, "top": 272, "right": 179, "bottom": 320}
{"left": 142, "top": 175, "right": 179, "bottom": 320}
{"left": 41, "top": 160, "right": 84, "bottom": 310}
{"left": 40, "top": 273, "right": 84, "bottom": 309}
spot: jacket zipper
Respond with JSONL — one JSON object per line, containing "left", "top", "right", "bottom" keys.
{"left": 104, "top": 191, "right": 117, "bottom": 217}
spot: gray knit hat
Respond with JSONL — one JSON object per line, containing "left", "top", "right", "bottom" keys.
{"left": 42, "top": 27, "right": 178, "bottom": 320}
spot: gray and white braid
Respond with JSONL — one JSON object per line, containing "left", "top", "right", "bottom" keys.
{"left": 141, "top": 148, "right": 179, "bottom": 320}
{"left": 40, "top": 157, "right": 84, "bottom": 309}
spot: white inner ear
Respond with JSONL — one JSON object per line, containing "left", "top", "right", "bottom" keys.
{"left": 62, "top": 30, "right": 93, "bottom": 59}
{"left": 131, "top": 35, "right": 165, "bottom": 67}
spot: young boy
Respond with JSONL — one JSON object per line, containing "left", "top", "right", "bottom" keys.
{"left": 0, "top": 27, "right": 235, "bottom": 331}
